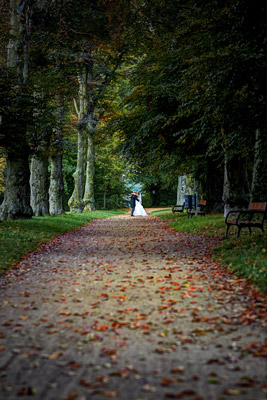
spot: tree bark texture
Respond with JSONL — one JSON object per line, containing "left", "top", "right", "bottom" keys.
{"left": 250, "top": 129, "right": 267, "bottom": 202}
{"left": 30, "top": 153, "right": 49, "bottom": 216}
{"left": 68, "top": 65, "right": 89, "bottom": 212}
{"left": 68, "top": 128, "right": 86, "bottom": 212}
{"left": 49, "top": 98, "right": 65, "bottom": 215}
{"left": 49, "top": 154, "right": 64, "bottom": 215}
{"left": 82, "top": 58, "right": 96, "bottom": 212}
{"left": 176, "top": 175, "right": 186, "bottom": 205}
{"left": 83, "top": 130, "right": 96, "bottom": 211}
{"left": 0, "top": 155, "right": 32, "bottom": 220}
{"left": 7, "top": 0, "right": 30, "bottom": 84}
{"left": 222, "top": 129, "right": 250, "bottom": 216}
{"left": 0, "top": 0, "right": 32, "bottom": 220}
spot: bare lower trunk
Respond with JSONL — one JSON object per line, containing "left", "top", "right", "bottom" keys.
{"left": 222, "top": 157, "right": 250, "bottom": 216}
{"left": 68, "top": 129, "right": 86, "bottom": 212}
{"left": 222, "top": 154, "right": 232, "bottom": 217}
{"left": 49, "top": 154, "right": 64, "bottom": 215}
{"left": 83, "top": 131, "right": 95, "bottom": 211}
{"left": 49, "top": 97, "right": 64, "bottom": 215}
{"left": 68, "top": 66, "right": 89, "bottom": 213}
{"left": 30, "top": 154, "right": 49, "bottom": 216}
{"left": 177, "top": 175, "right": 186, "bottom": 205}
{"left": 0, "top": 155, "right": 32, "bottom": 220}
{"left": 222, "top": 128, "right": 250, "bottom": 216}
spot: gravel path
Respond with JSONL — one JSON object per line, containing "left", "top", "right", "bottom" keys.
{"left": 0, "top": 213, "right": 266, "bottom": 400}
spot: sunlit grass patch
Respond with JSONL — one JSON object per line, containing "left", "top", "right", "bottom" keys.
{"left": 213, "top": 235, "right": 267, "bottom": 293}
{"left": 151, "top": 210, "right": 225, "bottom": 236}
{"left": 0, "top": 210, "right": 127, "bottom": 273}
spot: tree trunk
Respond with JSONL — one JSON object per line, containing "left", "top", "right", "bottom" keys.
{"left": 0, "top": 0, "right": 32, "bottom": 220}
{"left": 82, "top": 58, "right": 96, "bottom": 212}
{"left": 177, "top": 175, "right": 186, "bottom": 205}
{"left": 30, "top": 153, "right": 49, "bottom": 216}
{"left": 151, "top": 183, "right": 160, "bottom": 206}
{"left": 7, "top": 0, "right": 30, "bottom": 84}
{"left": 68, "top": 127, "right": 86, "bottom": 212}
{"left": 49, "top": 98, "right": 65, "bottom": 215}
{"left": 49, "top": 154, "right": 64, "bottom": 215}
{"left": 205, "top": 158, "right": 224, "bottom": 212}
{"left": 103, "top": 187, "right": 107, "bottom": 209}
{"left": 222, "top": 129, "right": 250, "bottom": 216}
{"left": 83, "top": 127, "right": 96, "bottom": 211}
{"left": 0, "top": 155, "right": 32, "bottom": 220}
{"left": 250, "top": 129, "right": 267, "bottom": 202}
{"left": 222, "top": 153, "right": 232, "bottom": 217}
{"left": 68, "top": 66, "right": 89, "bottom": 212}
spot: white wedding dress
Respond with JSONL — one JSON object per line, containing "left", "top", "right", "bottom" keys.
{"left": 133, "top": 193, "right": 148, "bottom": 217}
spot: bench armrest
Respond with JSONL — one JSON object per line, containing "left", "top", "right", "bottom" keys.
{"left": 225, "top": 210, "right": 242, "bottom": 223}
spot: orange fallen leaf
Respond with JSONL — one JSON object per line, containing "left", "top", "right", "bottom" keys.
{"left": 104, "top": 391, "right": 118, "bottom": 397}
{"left": 48, "top": 352, "right": 62, "bottom": 359}
{"left": 97, "top": 325, "right": 109, "bottom": 331}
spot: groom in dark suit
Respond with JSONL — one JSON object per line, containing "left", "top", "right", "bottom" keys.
{"left": 129, "top": 191, "right": 139, "bottom": 216}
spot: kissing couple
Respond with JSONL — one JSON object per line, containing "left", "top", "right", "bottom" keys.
{"left": 129, "top": 191, "right": 148, "bottom": 217}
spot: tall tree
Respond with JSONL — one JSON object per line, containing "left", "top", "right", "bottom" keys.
{"left": 0, "top": 0, "right": 33, "bottom": 219}
{"left": 68, "top": 65, "right": 88, "bottom": 212}
{"left": 49, "top": 98, "right": 65, "bottom": 215}
{"left": 110, "top": 0, "right": 266, "bottom": 212}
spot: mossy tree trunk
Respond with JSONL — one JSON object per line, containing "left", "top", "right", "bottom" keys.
{"left": 81, "top": 58, "right": 96, "bottom": 212}
{"left": 0, "top": 0, "right": 33, "bottom": 220}
{"left": 68, "top": 126, "right": 86, "bottom": 213}
{"left": 49, "top": 154, "right": 64, "bottom": 215}
{"left": 68, "top": 65, "right": 89, "bottom": 213}
{"left": 30, "top": 150, "right": 49, "bottom": 216}
{"left": 83, "top": 118, "right": 96, "bottom": 211}
{"left": 0, "top": 155, "right": 32, "bottom": 220}
{"left": 69, "top": 51, "right": 123, "bottom": 213}
{"left": 49, "top": 98, "right": 65, "bottom": 215}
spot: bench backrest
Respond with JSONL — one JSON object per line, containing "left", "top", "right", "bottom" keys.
{"left": 199, "top": 200, "right": 206, "bottom": 206}
{"left": 250, "top": 202, "right": 266, "bottom": 211}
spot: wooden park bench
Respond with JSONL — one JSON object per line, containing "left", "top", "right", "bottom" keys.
{"left": 225, "top": 202, "right": 266, "bottom": 238}
{"left": 187, "top": 200, "right": 207, "bottom": 218}
{"left": 172, "top": 203, "right": 185, "bottom": 213}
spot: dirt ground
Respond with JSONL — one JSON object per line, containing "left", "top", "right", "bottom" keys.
{"left": 0, "top": 211, "right": 266, "bottom": 400}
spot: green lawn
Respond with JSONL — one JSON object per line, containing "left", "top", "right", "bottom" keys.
{"left": 0, "top": 210, "right": 127, "bottom": 274}
{"left": 152, "top": 210, "right": 267, "bottom": 293}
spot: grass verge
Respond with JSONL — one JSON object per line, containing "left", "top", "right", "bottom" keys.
{"left": 152, "top": 210, "right": 267, "bottom": 293}
{"left": 0, "top": 210, "right": 127, "bottom": 274}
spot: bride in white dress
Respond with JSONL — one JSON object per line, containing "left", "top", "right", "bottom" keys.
{"left": 133, "top": 192, "right": 148, "bottom": 217}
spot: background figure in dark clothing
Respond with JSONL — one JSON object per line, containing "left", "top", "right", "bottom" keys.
{"left": 129, "top": 191, "right": 139, "bottom": 216}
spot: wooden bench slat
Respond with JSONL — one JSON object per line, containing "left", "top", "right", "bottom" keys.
{"left": 250, "top": 202, "right": 266, "bottom": 211}
{"left": 172, "top": 204, "right": 185, "bottom": 213}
